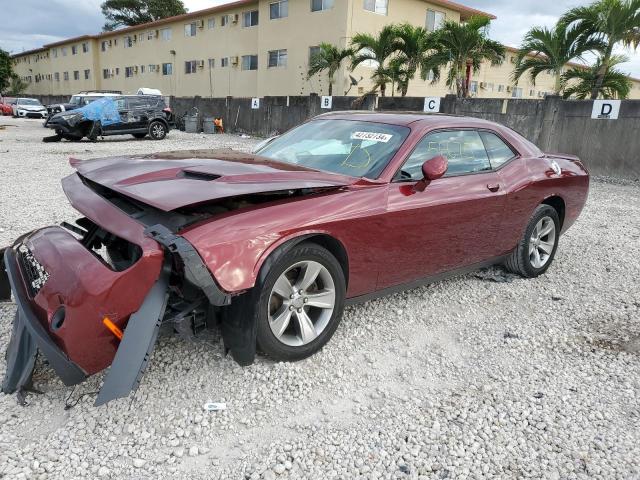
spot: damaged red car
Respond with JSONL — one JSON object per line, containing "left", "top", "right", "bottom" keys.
{"left": 0, "top": 113, "right": 589, "bottom": 405}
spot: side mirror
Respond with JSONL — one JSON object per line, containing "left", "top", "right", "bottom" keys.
{"left": 413, "top": 155, "right": 448, "bottom": 193}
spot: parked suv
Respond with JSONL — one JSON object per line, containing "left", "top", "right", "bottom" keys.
{"left": 44, "top": 95, "right": 173, "bottom": 141}
{"left": 46, "top": 90, "right": 122, "bottom": 115}
{"left": 12, "top": 98, "right": 48, "bottom": 118}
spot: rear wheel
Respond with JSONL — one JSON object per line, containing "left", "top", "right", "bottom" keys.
{"left": 505, "top": 204, "right": 560, "bottom": 277}
{"left": 148, "top": 121, "right": 167, "bottom": 140}
{"left": 252, "top": 242, "right": 346, "bottom": 361}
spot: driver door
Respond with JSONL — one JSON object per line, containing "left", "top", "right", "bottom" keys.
{"left": 378, "top": 129, "right": 506, "bottom": 289}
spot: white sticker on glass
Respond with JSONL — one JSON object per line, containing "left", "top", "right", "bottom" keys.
{"left": 351, "top": 131, "right": 392, "bottom": 143}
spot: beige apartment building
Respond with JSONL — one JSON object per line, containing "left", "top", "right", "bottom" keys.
{"left": 11, "top": 0, "right": 640, "bottom": 100}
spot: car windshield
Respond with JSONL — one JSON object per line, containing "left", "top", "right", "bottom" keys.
{"left": 69, "top": 96, "right": 84, "bottom": 105}
{"left": 19, "top": 99, "right": 42, "bottom": 106}
{"left": 256, "top": 119, "right": 411, "bottom": 178}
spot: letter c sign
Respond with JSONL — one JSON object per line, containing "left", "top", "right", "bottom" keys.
{"left": 423, "top": 97, "right": 441, "bottom": 113}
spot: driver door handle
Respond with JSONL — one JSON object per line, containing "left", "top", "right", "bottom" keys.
{"left": 487, "top": 183, "right": 500, "bottom": 192}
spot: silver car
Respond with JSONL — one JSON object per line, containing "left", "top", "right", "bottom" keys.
{"left": 12, "top": 98, "right": 48, "bottom": 119}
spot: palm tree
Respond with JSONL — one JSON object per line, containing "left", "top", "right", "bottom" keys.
{"left": 562, "top": 55, "right": 632, "bottom": 99}
{"left": 307, "top": 43, "right": 353, "bottom": 96}
{"left": 561, "top": 0, "right": 640, "bottom": 99}
{"left": 421, "top": 16, "right": 505, "bottom": 98}
{"left": 351, "top": 25, "right": 402, "bottom": 97}
{"left": 393, "top": 24, "right": 434, "bottom": 96}
{"left": 387, "top": 57, "right": 410, "bottom": 96}
{"left": 513, "top": 22, "right": 605, "bottom": 95}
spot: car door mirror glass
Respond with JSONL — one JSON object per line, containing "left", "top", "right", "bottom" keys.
{"left": 422, "top": 155, "right": 448, "bottom": 181}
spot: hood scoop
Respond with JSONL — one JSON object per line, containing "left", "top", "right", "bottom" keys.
{"left": 178, "top": 170, "right": 221, "bottom": 181}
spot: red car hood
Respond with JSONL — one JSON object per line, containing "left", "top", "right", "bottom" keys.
{"left": 70, "top": 149, "right": 356, "bottom": 211}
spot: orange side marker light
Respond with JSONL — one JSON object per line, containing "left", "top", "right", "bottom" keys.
{"left": 103, "top": 317, "right": 123, "bottom": 341}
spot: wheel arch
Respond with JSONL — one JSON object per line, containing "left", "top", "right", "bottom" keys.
{"left": 541, "top": 195, "right": 565, "bottom": 229}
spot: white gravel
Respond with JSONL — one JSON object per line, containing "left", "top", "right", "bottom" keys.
{"left": 0, "top": 117, "right": 639, "bottom": 480}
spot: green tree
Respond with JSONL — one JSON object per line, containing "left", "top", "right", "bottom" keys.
{"left": 421, "top": 16, "right": 505, "bottom": 98}
{"left": 351, "top": 25, "right": 402, "bottom": 97}
{"left": 393, "top": 24, "right": 434, "bottom": 96}
{"left": 513, "top": 22, "right": 605, "bottom": 95}
{"left": 6, "top": 75, "right": 28, "bottom": 96}
{"left": 561, "top": 0, "right": 640, "bottom": 99}
{"left": 0, "top": 48, "right": 13, "bottom": 93}
{"left": 307, "top": 43, "right": 354, "bottom": 96}
{"left": 562, "top": 55, "right": 632, "bottom": 99}
{"left": 101, "top": 0, "right": 187, "bottom": 31}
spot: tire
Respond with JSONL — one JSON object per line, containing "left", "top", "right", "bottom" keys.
{"left": 505, "top": 204, "right": 560, "bottom": 278}
{"left": 148, "top": 121, "right": 167, "bottom": 140}
{"left": 132, "top": 133, "right": 147, "bottom": 139}
{"left": 245, "top": 242, "right": 346, "bottom": 361}
{"left": 63, "top": 134, "right": 83, "bottom": 142}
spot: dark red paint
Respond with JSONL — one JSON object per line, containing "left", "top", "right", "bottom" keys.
{"left": 11, "top": 113, "right": 589, "bottom": 374}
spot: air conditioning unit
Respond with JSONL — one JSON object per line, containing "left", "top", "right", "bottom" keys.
{"left": 156, "top": 64, "right": 161, "bottom": 71}
{"left": 506, "top": 86, "right": 512, "bottom": 92}
{"left": 155, "top": 30, "right": 160, "bottom": 38}
{"left": 197, "top": 19, "right": 205, "bottom": 28}
{"left": 232, "top": 14, "right": 239, "bottom": 23}
{"left": 134, "top": 66, "right": 139, "bottom": 73}
{"left": 231, "top": 56, "right": 239, "bottom": 65}
{"left": 198, "top": 60, "right": 205, "bottom": 68}
{"left": 480, "top": 82, "right": 486, "bottom": 89}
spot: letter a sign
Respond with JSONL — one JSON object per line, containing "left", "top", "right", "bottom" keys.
{"left": 251, "top": 98, "right": 260, "bottom": 109}
{"left": 591, "top": 99, "right": 620, "bottom": 120}
{"left": 423, "top": 97, "right": 441, "bottom": 113}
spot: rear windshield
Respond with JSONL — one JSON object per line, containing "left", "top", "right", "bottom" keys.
{"left": 256, "top": 119, "right": 410, "bottom": 178}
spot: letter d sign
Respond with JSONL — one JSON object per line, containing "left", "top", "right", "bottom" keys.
{"left": 591, "top": 99, "right": 620, "bottom": 120}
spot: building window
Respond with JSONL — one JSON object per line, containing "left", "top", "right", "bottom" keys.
{"left": 149, "top": 64, "right": 157, "bottom": 72}
{"left": 124, "top": 36, "right": 134, "bottom": 48}
{"left": 160, "top": 28, "right": 172, "bottom": 41}
{"left": 62, "top": 47, "right": 68, "bottom": 56}
{"left": 52, "top": 48, "right": 58, "bottom": 58}
{"left": 243, "top": 10, "right": 259, "bottom": 27}
{"left": 185, "top": 22, "right": 197, "bottom": 37}
{"left": 511, "top": 87, "right": 523, "bottom": 98}
{"left": 147, "top": 31, "right": 155, "bottom": 40}
{"left": 55, "top": 72, "right": 60, "bottom": 82}
{"left": 208, "top": 18, "right": 215, "bottom": 29}
{"left": 63, "top": 71, "right": 69, "bottom": 81}
{"left": 426, "top": 9, "right": 445, "bottom": 32}
{"left": 309, "top": 46, "right": 321, "bottom": 63}
{"left": 101, "top": 41, "right": 108, "bottom": 52}
{"left": 270, "top": 0, "right": 288, "bottom": 19}
{"left": 498, "top": 84, "right": 504, "bottom": 92}
{"left": 221, "top": 14, "right": 230, "bottom": 26}
{"left": 363, "top": 0, "right": 388, "bottom": 15}
{"left": 115, "top": 67, "right": 120, "bottom": 75}
{"left": 311, "top": 0, "right": 334, "bottom": 11}
{"left": 73, "top": 70, "right": 80, "bottom": 80}
{"left": 125, "top": 66, "right": 134, "bottom": 77}
{"left": 137, "top": 33, "right": 144, "bottom": 43}
{"left": 71, "top": 45, "right": 78, "bottom": 55}
{"left": 241, "top": 55, "right": 258, "bottom": 70}
{"left": 82, "top": 42, "right": 89, "bottom": 53}
{"left": 268, "top": 49, "right": 287, "bottom": 68}
{"left": 470, "top": 81, "right": 478, "bottom": 94}
{"left": 208, "top": 58, "right": 215, "bottom": 68}
{"left": 529, "top": 89, "right": 535, "bottom": 97}
{"left": 84, "top": 69, "right": 90, "bottom": 80}
{"left": 162, "top": 63, "right": 173, "bottom": 75}
{"left": 140, "top": 65, "right": 145, "bottom": 73}
{"left": 185, "top": 60, "right": 198, "bottom": 74}
{"left": 221, "top": 57, "right": 229, "bottom": 67}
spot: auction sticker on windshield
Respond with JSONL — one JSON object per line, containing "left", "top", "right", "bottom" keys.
{"left": 351, "top": 131, "right": 393, "bottom": 143}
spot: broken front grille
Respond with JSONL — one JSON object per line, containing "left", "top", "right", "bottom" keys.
{"left": 17, "top": 244, "right": 50, "bottom": 297}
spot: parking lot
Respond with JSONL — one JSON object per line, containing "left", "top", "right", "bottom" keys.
{"left": 0, "top": 117, "right": 639, "bottom": 480}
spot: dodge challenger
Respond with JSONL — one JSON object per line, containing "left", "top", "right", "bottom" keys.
{"left": 0, "top": 112, "right": 589, "bottom": 406}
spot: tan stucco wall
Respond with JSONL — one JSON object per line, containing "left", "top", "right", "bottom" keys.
{"left": 10, "top": 0, "right": 640, "bottom": 100}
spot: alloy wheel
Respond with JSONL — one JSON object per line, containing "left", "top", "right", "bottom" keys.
{"left": 151, "top": 123, "right": 165, "bottom": 138}
{"left": 529, "top": 216, "right": 556, "bottom": 268}
{"left": 268, "top": 260, "right": 336, "bottom": 347}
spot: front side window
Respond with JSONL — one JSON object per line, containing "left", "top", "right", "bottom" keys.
{"left": 480, "top": 132, "right": 516, "bottom": 169}
{"left": 185, "top": 23, "right": 197, "bottom": 37}
{"left": 364, "top": 0, "right": 388, "bottom": 15}
{"left": 256, "top": 119, "right": 410, "bottom": 178}
{"left": 243, "top": 10, "right": 259, "bottom": 27}
{"left": 268, "top": 49, "right": 287, "bottom": 68}
{"left": 398, "top": 130, "right": 492, "bottom": 180}
{"left": 242, "top": 55, "right": 258, "bottom": 70}
{"left": 162, "top": 63, "right": 173, "bottom": 75}
{"left": 270, "top": 0, "right": 289, "bottom": 19}
{"left": 311, "top": 0, "right": 334, "bottom": 11}
{"left": 426, "top": 9, "right": 445, "bottom": 32}
{"left": 185, "top": 60, "right": 197, "bottom": 74}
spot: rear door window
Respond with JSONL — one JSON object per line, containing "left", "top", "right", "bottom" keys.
{"left": 480, "top": 131, "right": 516, "bottom": 168}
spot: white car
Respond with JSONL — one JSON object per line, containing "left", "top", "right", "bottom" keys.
{"left": 12, "top": 98, "right": 48, "bottom": 119}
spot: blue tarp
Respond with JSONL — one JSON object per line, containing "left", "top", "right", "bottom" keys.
{"left": 75, "top": 97, "right": 121, "bottom": 126}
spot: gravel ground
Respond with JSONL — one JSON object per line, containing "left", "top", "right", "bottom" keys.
{"left": 0, "top": 117, "right": 639, "bottom": 480}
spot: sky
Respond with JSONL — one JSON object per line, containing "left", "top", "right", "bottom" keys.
{"left": 1, "top": 0, "right": 639, "bottom": 77}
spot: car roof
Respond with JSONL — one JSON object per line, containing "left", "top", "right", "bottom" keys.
{"left": 313, "top": 111, "right": 505, "bottom": 129}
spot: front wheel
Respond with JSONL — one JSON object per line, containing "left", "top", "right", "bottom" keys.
{"left": 254, "top": 242, "right": 346, "bottom": 361}
{"left": 148, "top": 121, "right": 167, "bottom": 140}
{"left": 505, "top": 204, "right": 560, "bottom": 278}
